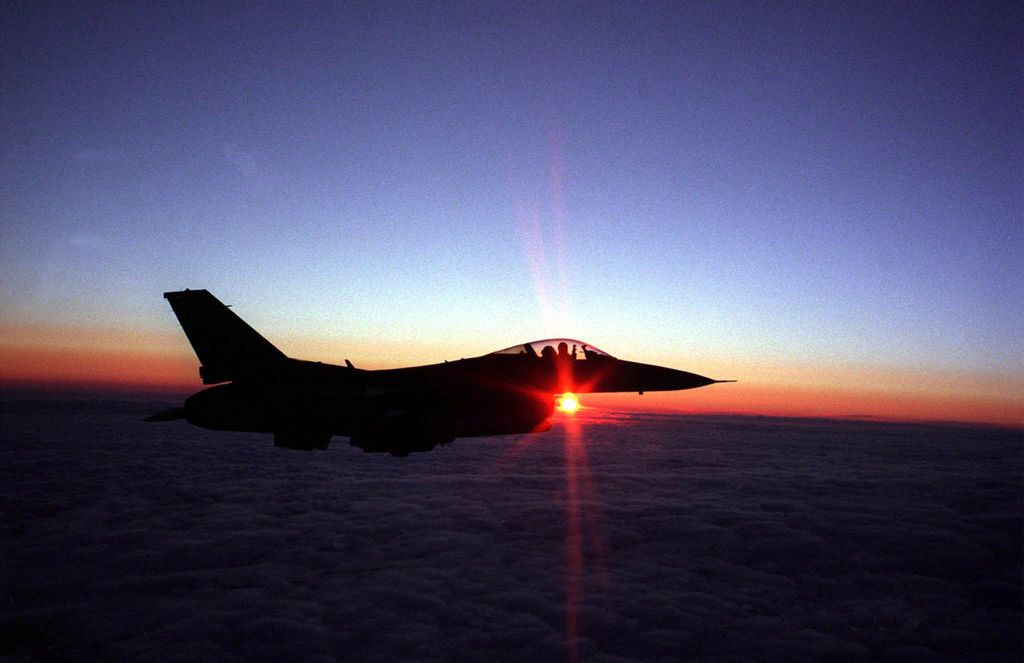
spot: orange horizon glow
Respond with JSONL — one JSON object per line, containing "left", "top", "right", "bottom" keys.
{"left": 2, "top": 323, "right": 1021, "bottom": 428}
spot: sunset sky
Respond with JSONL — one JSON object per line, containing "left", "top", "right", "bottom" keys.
{"left": 2, "top": 2, "right": 1021, "bottom": 426}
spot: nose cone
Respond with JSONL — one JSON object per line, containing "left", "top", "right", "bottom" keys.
{"left": 585, "top": 360, "right": 728, "bottom": 394}
{"left": 633, "top": 362, "right": 719, "bottom": 391}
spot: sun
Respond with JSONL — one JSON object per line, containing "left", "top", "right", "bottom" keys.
{"left": 557, "top": 392, "right": 580, "bottom": 413}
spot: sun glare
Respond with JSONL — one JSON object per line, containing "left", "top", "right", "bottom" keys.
{"left": 558, "top": 392, "right": 580, "bottom": 413}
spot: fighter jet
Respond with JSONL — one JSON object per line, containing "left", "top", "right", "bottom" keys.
{"left": 147, "top": 289, "right": 732, "bottom": 455}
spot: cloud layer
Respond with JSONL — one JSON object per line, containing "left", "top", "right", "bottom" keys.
{"left": 2, "top": 400, "right": 1021, "bottom": 661}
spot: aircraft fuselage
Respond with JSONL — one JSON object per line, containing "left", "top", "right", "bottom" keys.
{"left": 149, "top": 290, "right": 731, "bottom": 455}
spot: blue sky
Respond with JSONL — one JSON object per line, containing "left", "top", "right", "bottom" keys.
{"left": 2, "top": 1, "right": 1021, "bottom": 381}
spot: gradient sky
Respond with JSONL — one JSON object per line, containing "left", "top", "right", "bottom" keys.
{"left": 2, "top": 1, "right": 1021, "bottom": 425}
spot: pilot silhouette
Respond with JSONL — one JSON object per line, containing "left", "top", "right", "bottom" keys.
{"left": 541, "top": 345, "right": 556, "bottom": 360}
{"left": 557, "top": 341, "right": 569, "bottom": 358}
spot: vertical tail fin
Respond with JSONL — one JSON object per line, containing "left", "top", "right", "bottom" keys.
{"left": 164, "top": 289, "right": 287, "bottom": 384}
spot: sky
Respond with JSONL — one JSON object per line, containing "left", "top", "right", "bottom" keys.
{"left": 1, "top": 1, "right": 1022, "bottom": 425}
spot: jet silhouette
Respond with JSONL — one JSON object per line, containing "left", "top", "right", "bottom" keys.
{"left": 147, "top": 290, "right": 732, "bottom": 455}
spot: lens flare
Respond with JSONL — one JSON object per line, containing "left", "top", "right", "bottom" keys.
{"left": 557, "top": 392, "right": 579, "bottom": 413}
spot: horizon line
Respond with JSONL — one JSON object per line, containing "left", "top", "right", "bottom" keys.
{"left": 4, "top": 382, "right": 1020, "bottom": 431}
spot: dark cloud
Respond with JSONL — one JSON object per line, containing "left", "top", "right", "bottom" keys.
{"left": 2, "top": 400, "right": 1021, "bottom": 661}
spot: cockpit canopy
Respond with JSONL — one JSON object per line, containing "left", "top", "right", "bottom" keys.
{"left": 490, "top": 338, "right": 615, "bottom": 361}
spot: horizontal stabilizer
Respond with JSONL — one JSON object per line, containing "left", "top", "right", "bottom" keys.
{"left": 274, "top": 429, "right": 332, "bottom": 451}
{"left": 144, "top": 407, "right": 186, "bottom": 422}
